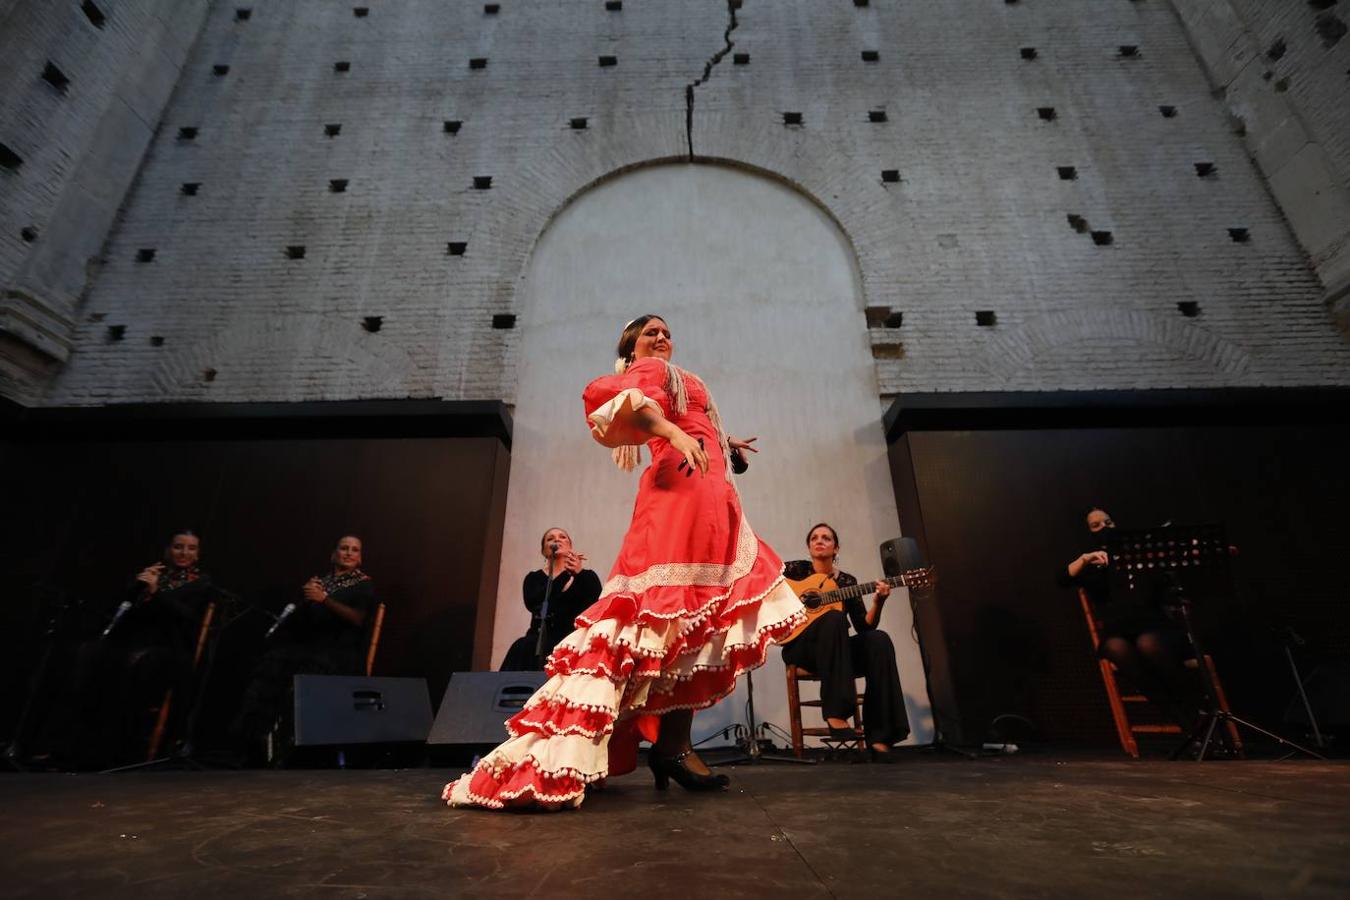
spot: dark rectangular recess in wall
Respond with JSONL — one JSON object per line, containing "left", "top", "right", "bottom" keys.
{"left": 328, "top": 179, "right": 348, "bottom": 193}
{"left": 598, "top": 55, "right": 618, "bottom": 67}
{"left": 324, "top": 123, "right": 342, "bottom": 137}
{"left": 733, "top": 53, "right": 749, "bottom": 65}
{"left": 213, "top": 64, "right": 230, "bottom": 76}
{"left": 1194, "top": 162, "right": 1216, "bottom": 177}
{"left": 1066, "top": 213, "right": 1087, "bottom": 233}
{"left": 473, "top": 175, "right": 493, "bottom": 189}
{"left": 1057, "top": 166, "right": 1077, "bottom": 180}
{"left": 881, "top": 169, "right": 901, "bottom": 183}
{"left": 1020, "top": 47, "right": 1037, "bottom": 60}
{"left": 177, "top": 127, "right": 198, "bottom": 141}
{"left": 861, "top": 50, "right": 879, "bottom": 62}
{"left": 42, "top": 62, "right": 70, "bottom": 93}
{"left": 1091, "top": 230, "right": 1114, "bottom": 245}
{"left": 82, "top": 1, "right": 107, "bottom": 28}
{"left": 869, "top": 109, "right": 887, "bottom": 122}
{"left": 975, "top": 310, "right": 997, "bottom": 326}
{"left": 1228, "top": 227, "right": 1250, "bottom": 242}
{"left": 353, "top": 7, "right": 369, "bottom": 17}
{"left": 1159, "top": 105, "right": 1177, "bottom": 117}
{"left": 285, "top": 245, "right": 306, "bottom": 259}
{"left": 569, "top": 117, "right": 588, "bottom": 129}
{"left": 606, "top": 0, "right": 622, "bottom": 9}
{"left": 20, "top": 226, "right": 38, "bottom": 242}
{"left": 783, "top": 111, "right": 803, "bottom": 125}
{"left": 1177, "top": 301, "right": 1200, "bottom": 318}
{"left": 491, "top": 314, "right": 516, "bottom": 329}
{"left": 180, "top": 182, "right": 200, "bottom": 196}
{"left": 443, "top": 120, "right": 462, "bottom": 134}
{"left": 235, "top": 8, "right": 251, "bottom": 21}
{"left": 447, "top": 242, "right": 467, "bottom": 255}
{"left": 1037, "top": 107, "right": 1057, "bottom": 121}
{"left": 136, "top": 248, "right": 156, "bottom": 262}
{"left": 1118, "top": 45, "right": 1140, "bottom": 58}
{"left": 469, "top": 57, "right": 488, "bottom": 69}
{"left": 484, "top": 3, "right": 500, "bottom": 13}
{"left": 334, "top": 61, "right": 351, "bottom": 72}
{"left": 0, "top": 143, "right": 23, "bottom": 170}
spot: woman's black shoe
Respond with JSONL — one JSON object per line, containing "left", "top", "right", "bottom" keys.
{"left": 649, "top": 749, "right": 730, "bottom": 792}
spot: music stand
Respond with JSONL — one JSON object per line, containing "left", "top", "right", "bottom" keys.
{"left": 1104, "top": 524, "right": 1324, "bottom": 761}
{"left": 712, "top": 668, "right": 815, "bottom": 766}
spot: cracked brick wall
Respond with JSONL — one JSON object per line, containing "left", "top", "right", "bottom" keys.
{"left": 4, "top": 0, "right": 1347, "bottom": 408}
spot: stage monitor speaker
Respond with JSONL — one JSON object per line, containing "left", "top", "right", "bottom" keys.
{"left": 427, "top": 671, "right": 548, "bottom": 745}
{"left": 880, "top": 536, "right": 926, "bottom": 575}
{"left": 292, "top": 674, "right": 433, "bottom": 746}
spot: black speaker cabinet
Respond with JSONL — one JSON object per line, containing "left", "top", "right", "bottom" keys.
{"left": 292, "top": 674, "right": 433, "bottom": 746}
{"left": 427, "top": 671, "right": 549, "bottom": 745}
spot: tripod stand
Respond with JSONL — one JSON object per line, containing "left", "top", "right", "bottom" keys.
{"left": 712, "top": 670, "right": 814, "bottom": 766}
{"left": 3, "top": 587, "right": 75, "bottom": 772}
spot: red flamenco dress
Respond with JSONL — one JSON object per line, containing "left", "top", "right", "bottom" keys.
{"left": 443, "top": 357, "right": 805, "bottom": 809}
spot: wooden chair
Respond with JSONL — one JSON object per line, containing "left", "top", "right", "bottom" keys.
{"left": 785, "top": 664, "right": 865, "bottom": 758}
{"left": 364, "top": 602, "right": 386, "bottom": 677}
{"left": 1078, "top": 588, "right": 1242, "bottom": 758}
{"left": 145, "top": 600, "right": 216, "bottom": 760}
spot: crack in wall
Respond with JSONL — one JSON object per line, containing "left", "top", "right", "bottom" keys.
{"left": 685, "top": 0, "right": 739, "bottom": 158}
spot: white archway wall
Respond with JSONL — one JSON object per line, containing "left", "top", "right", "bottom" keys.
{"left": 496, "top": 162, "right": 933, "bottom": 746}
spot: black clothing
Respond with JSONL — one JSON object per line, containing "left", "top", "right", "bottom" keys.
{"left": 61, "top": 566, "right": 214, "bottom": 767}
{"left": 501, "top": 568, "right": 602, "bottom": 670}
{"left": 1056, "top": 546, "right": 1180, "bottom": 645}
{"left": 780, "top": 560, "right": 910, "bottom": 746}
{"left": 234, "top": 571, "right": 376, "bottom": 759}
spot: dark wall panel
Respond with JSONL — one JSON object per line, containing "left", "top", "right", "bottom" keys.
{"left": 0, "top": 436, "right": 509, "bottom": 742}
{"left": 889, "top": 425, "right": 1350, "bottom": 747}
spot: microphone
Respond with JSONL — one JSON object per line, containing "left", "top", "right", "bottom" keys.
{"left": 266, "top": 602, "right": 297, "bottom": 639}
{"left": 101, "top": 600, "right": 134, "bottom": 639}
{"left": 549, "top": 542, "right": 560, "bottom": 556}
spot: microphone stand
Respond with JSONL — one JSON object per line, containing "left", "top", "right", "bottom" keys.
{"left": 533, "top": 546, "right": 559, "bottom": 670}
{"left": 2, "top": 586, "right": 74, "bottom": 772}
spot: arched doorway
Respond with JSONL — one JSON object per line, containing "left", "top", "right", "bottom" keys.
{"left": 495, "top": 161, "right": 932, "bottom": 744}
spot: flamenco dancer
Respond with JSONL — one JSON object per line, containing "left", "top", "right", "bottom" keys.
{"left": 443, "top": 314, "right": 807, "bottom": 809}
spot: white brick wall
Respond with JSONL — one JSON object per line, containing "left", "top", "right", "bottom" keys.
{"left": 4, "top": 0, "right": 1345, "bottom": 407}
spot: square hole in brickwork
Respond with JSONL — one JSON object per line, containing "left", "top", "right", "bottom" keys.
{"left": 1194, "top": 161, "right": 1216, "bottom": 177}
{"left": 177, "top": 126, "right": 198, "bottom": 141}
{"left": 733, "top": 52, "right": 749, "bottom": 65}
{"left": 1228, "top": 227, "right": 1250, "bottom": 242}
{"left": 443, "top": 120, "right": 462, "bottom": 134}
{"left": 203, "top": 368, "right": 217, "bottom": 382}
{"left": 868, "top": 109, "right": 887, "bottom": 122}
{"left": 492, "top": 314, "right": 516, "bottom": 329}
{"left": 881, "top": 169, "right": 901, "bottom": 183}
{"left": 180, "top": 182, "right": 200, "bottom": 195}
{"left": 136, "top": 248, "right": 156, "bottom": 262}
{"left": 1037, "top": 107, "right": 1057, "bottom": 121}
{"left": 1066, "top": 213, "right": 1088, "bottom": 233}
{"left": 864, "top": 306, "right": 890, "bottom": 327}
{"left": 1177, "top": 301, "right": 1200, "bottom": 318}
{"left": 235, "top": 8, "right": 251, "bottom": 21}
{"left": 1266, "top": 38, "right": 1287, "bottom": 61}
{"left": 0, "top": 143, "right": 23, "bottom": 170}
{"left": 107, "top": 325, "right": 126, "bottom": 341}
{"left": 324, "top": 123, "right": 342, "bottom": 137}
{"left": 213, "top": 64, "right": 230, "bottom": 76}
{"left": 20, "top": 226, "right": 37, "bottom": 242}
{"left": 1091, "top": 230, "right": 1114, "bottom": 245}
{"left": 473, "top": 175, "right": 493, "bottom": 189}
{"left": 1159, "top": 104, "right": 1178, "bottom": 117}
{"left": 285, "top": 245, "right": 306, "bottom": 259}
{"left": 362, "top": 315, "right": 383, "bottom": 332}
{"left": 1118, "top": 45, "right": 1140, "bottom": 58}
{"left": 469, "top": 57, "right": 488, "bottom": 69}
{"left": 1005, "top": 0, "right": 1020, "bottom": 5}
{"left": 606, "top": 0, "right": 622, "bottom": 10}
{"left": 861, "top": 50, "right": 880, "bottom": 62}
{"left": 1316, "top": 14, "right": 1347, "bottom": 48}
{"left": 884, "top": 311, "right": 904, "bottom": 328}
{"left": 570, "top": 117, "right": 588, "bottom": 129}
{"left": 353, "top": 7, "right": 369, "bottom": 17}
{"left": 484, "top": 3, "right": 500, "bottom": 13}
{"left": 82, "top": 1, "right": 107, "bottom": 28}
{"left": 975, "top": 310, "right": 997, "bottom": 326}
{"left": 1057, "top": 166, "right": 1078, "bottom": 180}
{"left": 854, "top": 0, "right": 870, "bottom": 7}
{"left": 42, "top": 62, "right": 71, "bottom": 93}
{"left": 329, "top": 178, "right": 348, "bottom": 193}
{"left": 783, "top": 111, "right": 803, "bottom": 125}
{"left": 871, "top": 342, "right": 904, "bottom": 359}
{"left": 150, "top": 335, "right": 165, "bottom": 346}
{"left": 334, "top": 61, "right": 351, "bottom": 73}
{"left": 598, "top": 55, "right": 618, "bottom": 67}
{"left": 447, "top": 241, "right": 467, "bottom": 255}
{"left": 1309, "top": 1, "right": 1339, "bottom": 11}
{"left": 1274, "top": 76, "right": 1291, "bottom": 92}
{"left": 1021, "top": 47, "right": 1038, "bottom": 60}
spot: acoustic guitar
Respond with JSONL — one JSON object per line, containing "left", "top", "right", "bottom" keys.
{"left": 780, "top": 567, "right": 936, "bottom": 644}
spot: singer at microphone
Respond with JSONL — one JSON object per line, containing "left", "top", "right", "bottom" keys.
{"left": 499, "top": 527, "right": 602, "bottom": 671}
{"left": 59, "top": 529, "right": 214, "bottom": 768}
{"left": 233, "top": 534, "right": 377, "bottom": 766}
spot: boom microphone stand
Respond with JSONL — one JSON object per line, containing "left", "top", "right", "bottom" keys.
{"left": 534, "top": 543, "right": 560, "bottom": 669}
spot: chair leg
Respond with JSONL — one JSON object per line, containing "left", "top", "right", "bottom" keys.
{"left": 146, "top": 689, "right": 174, "bottom": 761}
{"left": 785, "top": 667, "right": 804, "bottom": 759}
{"left": 1098, "top": 660, "right": 1139, "bottom": 758}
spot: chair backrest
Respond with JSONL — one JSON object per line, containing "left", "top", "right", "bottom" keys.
{"left": 364, "top": 602, "right": 386, "bottom": 676}
{"left": 1076, "top": 587, "right": 1102, "bottom": 652}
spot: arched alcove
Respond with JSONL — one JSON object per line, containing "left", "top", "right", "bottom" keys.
{"left": 494, "top": 161, "right": 933, "bottom": 745}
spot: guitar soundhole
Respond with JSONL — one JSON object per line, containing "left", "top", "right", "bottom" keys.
{"left": 800, "top": 592, "right": 823, "bottom": 610}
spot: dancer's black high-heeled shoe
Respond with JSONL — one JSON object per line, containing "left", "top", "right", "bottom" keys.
{"left": 648, "top": 749, "right": 731, "bottom": 792}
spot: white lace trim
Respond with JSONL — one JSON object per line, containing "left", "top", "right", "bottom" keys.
{"left": 595, "top": 516, "right": 759, "bottom": 599}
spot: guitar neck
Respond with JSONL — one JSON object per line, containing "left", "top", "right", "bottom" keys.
{"left": 820, "top": 572, "right": 915, "bottom": 604}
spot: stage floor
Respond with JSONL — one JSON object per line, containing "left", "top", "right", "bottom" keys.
{"left": 3, "top": 755, "right": 1348, "bottom": 898}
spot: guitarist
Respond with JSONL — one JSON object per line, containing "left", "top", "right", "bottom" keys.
{"left": 782, "top": 523, "right": 910, "bottom": 761}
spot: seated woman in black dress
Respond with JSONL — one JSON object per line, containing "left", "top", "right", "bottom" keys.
{"left": 499, "top": 527, "right": 603, "bottom": 671}
{"left": 1057, "top": 506, "right": 1192, "bottom": 720}
{"left": 64, "top": 529, "right": 214, "bottom": 767}
{"left": 235, "top": 534, "right": 375, "bottom": 763}
{"left": 781, "top": 522, "right": 910, "bottom": 761}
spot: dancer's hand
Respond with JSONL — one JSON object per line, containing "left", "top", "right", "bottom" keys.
{"left": 669, "top": 430, "right": 708, "bottom": 475}
{"left": 728, "top": 435, "right": 759, "bottom": 454}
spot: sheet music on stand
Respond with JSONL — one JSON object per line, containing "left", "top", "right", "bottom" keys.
{"left": 1103, "top": 522, "right": 1232, "bottom": 605}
